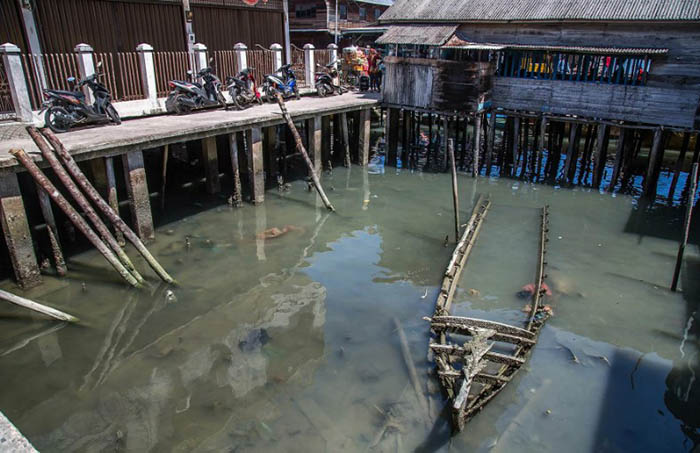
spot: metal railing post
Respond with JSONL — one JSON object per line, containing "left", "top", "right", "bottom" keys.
{"left": 0, "top": 43, "right": 33, "bottom": 122}
{"left": 136, "top": 43, "right": 158, "bottom": 104}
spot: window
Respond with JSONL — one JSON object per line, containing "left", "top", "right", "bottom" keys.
{"left": 494, "top": 50, "right": 651, "bottom": 86}
{"left": 295, "top": 4, "right": 317, "bottom": 18}
{"left": 339, "top": 4, "right": 347, "bottom": 19}
{"left": 359, "top": 7, "right": 366, "bottom": 20}
{"left": 374, "top": 8, "right": 381, "bottom": 20}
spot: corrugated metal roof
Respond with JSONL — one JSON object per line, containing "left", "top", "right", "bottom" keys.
{"left": 443, "top": 34, "right": 669, "bottom": 54}
{"left": 358, "top": 0, "right": 393, "bottom": 6}
{"left": 379, "top": 0, "right": 700, "bottom": 22}
{"left": 375, "top": 24, "right": 458, "bottom": 45}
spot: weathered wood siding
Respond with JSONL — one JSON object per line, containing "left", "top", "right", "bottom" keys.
{"left": 492, "top": 78, "right": 700, "bottom": 128}
{"left": 383, "top": 56, "right": 493, "bottom": 112}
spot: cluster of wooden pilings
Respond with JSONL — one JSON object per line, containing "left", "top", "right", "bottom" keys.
{"left": 383, "top": 107, "right": 700, "bottom": 199}
{"left": 0, "top": 108, "right": 373, "bottom": 289}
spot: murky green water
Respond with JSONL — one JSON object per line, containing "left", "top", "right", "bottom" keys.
{"left": 1, "top": 166, "right": 698, "bottom": 452}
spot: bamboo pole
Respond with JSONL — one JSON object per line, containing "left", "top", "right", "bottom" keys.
{"left": 36, "top": 185, "right": 67, "bottom": 276}
{"left": 38, "top": 128, "right": 176, "bottom": 285}
{"left": 275, "top": 93, "right": 335, "bottom": 211}
{"left": 393, "top": 317, "right": 430, "bottom": 420}
{"left": 0, "top": 287, "right": 78, "bottom": 322}
{"left": 448, "top": 139, "right": 460, "bottom": 243}
{"left": 671, "top": 162, "right": 698, "bottom": 292}
{"left": 9, "top": 149, "right": 140, "bottom": 287}
{"left": 27, "top": 128, "right": 144, "bottom": 284}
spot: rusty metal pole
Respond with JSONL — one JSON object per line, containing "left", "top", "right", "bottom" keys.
{"left": 9, "top": 149, "right": 141, "bottom": 287}
{"left": 275, "top": 93, "right": 335, "bottom": 211}
{"left": 38, "top": 128, "right": 176, "bottom": 285}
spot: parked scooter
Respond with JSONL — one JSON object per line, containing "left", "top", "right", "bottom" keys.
{"left": 314, "top": 60, "right": 345, "bottom": 97}
{"left": 165, "top": 60, "right": 226, "bottom": 114}
{"left": 262, "top": 64, "right": 300, "bottom": 102}
{"left": 226, "top": 68, "right": 262, "bottom": 110}
{"left": 40, "top": 61, "right": 121, "bottom": 133}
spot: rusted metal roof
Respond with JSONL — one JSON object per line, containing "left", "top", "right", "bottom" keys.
{"left": 443, "top": 34, "right": 669, "bottom": 55}
{"left": 379, "top": 0, "right": 700, "bottom": 23}
{"left": 375, "top": 24, "right": 458, "bottom": 45}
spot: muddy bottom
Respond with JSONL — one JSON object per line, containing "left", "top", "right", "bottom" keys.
{"left": 0, "top": 166, "right": 698, "bottom": 452}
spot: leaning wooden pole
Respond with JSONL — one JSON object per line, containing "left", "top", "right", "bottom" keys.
{"left": 275, "top": 93, "right": 335, "bottom": 211}
{"left": 448, "top": 139, "right": 460, "bottom": 243}
{"left": 38, "top": 128, "right": 176, "bottom": 285}
{"left": 0, "top": 287, "right": 78, "bottom": 322}
{"left": 671, "top": 162, "right": 698, "bottom": 292}
{"left": 9, "top": 149, "right": 141, "bottom": 287}
{"left": 26, "top": 128, "right": 144, "bottom": 284}
{"left": 393, "top": 317, "right": 430, "bottom": 420}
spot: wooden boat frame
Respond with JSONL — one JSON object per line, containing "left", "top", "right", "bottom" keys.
{"left": 428, "top": 197, "right": 551, "bottom": 432}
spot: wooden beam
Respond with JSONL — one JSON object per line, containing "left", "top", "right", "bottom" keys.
{"left": 561, "top": 123, "right": 579, "bottom": 183}
{"left": 306, "top": 116, "right": 322, "bottom": 175}
{"left": 340, "top": 112, "right": 351, "bottom": 168}
{"left": 473, "top": 113, "right": 482, "bottom": 177}
{"left": 643, "top": 128, "right": 664, "bottom": 198}
{"left": 246, "top": 127, "right": 265, "bottom": 204}
{"left": 121, "top": 151, "right": 154, "bottom": 242}
{"left": 667, "top": 132, "right": 691, "bottom": 202}
{"left": 0, "top": 174, "right": 40, "bottom": 289}
{"left": 485, "top": 110, "right": 496, "bottom": 177}
{"left": 36, "top": 187, "right": 66, "bottom": 276}
{"left": 228, "top": 132, "right": 243, "bottom": 207}
{"left": 511, "top": 116, "right": 520, "bottom": 177}
{"left": 202, "top": 136, "right": 221, "bottom": 194}
{"left": 592, "top": 124, "right": 608, "bottom": 188}
{"left": 608, "top": 129, "right": 626, "bottom": 193}
{"left": 385, "top": 108, "right": 399, "bottom": 167}
{"left": 321, "top": 115, "right": 332, "bottom": 170}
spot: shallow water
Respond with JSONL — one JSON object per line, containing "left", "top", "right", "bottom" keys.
{"left": 0, "top": 166, "right": 698, "bottom": 452}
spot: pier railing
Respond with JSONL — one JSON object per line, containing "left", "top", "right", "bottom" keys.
{"left": 0, "top": 40, "right": 321, "bottom": 121}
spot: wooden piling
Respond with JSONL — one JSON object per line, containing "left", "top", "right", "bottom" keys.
{"left": 10, "top": 149, "right": 140, "bottom": 287}
{"left": 592, "top": 124, "right": 609, "bottom": 188}
{"left": 511, "top": 116, "right": 520, "bottom": 177}
{"left": 160, "top": 145, "right": 169, "bottom": 210}
{"left": 448, "top": 139, "right": 460, "bottom": 242}
{"left": 671, "top": 162, "right": 698, "bottom": 292}
{"left": 485, "top": 110, "right": 496, "bottom": 177}
{"left": 306, "top": 116, "right": 323, "bottom": 175}
{"left": 473, "top": 114, "right": 482, "bottom": 177}
{"left": 0, "top": 173, "right": 40, "bottom": 289}
{"left": 643, "top": 128, "right": 664, "bottom": 198}
{"left": 358, "top": 109, "right": 371, "bottom": 166}
{"left": 562, "top": 123, "right": 579, "bottom": 184}
{"left": 385, "top": 108, "right": 399, "bottom": 167}
{"left": 535, "top": 116, "right": 547, "bottom": 180}
{"left": 202, "top": 136, "right": 221, "bottom": 195}
{"left": 519, "top": 117, "right": 529, "bottom": 178}
{"left": 608, "top": 129, "right": 626, "bottom": 193}
{"left": 104, "top": 157, "right": 125, "bottom": 245}
{"left": 228, "top": 132, "right": 243, "bottom": 207}
{"left": 668, "top": 132, "right": 691, "bottom": 202}
{"left": 322, "top": 115, "right": 332, "bottom": 169}
{"left": 36, "top": 186, "right": 67, "bottom": 276}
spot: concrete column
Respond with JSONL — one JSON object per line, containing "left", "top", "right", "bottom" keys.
{"left": 234, "top": 43, "right": 247, "bottom": 71}
{"left": 0, "top": 43, "right": 33, "bottom": 122}
{"left": 303, "top": 44, "right": 315, "bottom": 87}
{"left": 327, "top": 43, "right": 339, "bottom": 85}
{"left": 193, "top": 43, "right": 208, "bottom": 73}
{"left": 282, "top": 0, "right": 291, "bottom": 64}
{"left": 74, "top": 43, "right": 96, "bottom": 104}
{"left": 17, "top": 0, "right": 46, "bottom": 89}
{"left": 202, "top": 136, "right": 221, "bottom": 194}
{"left": 0, "top": 174, "right": 40, "bottom": 289}
{"left": 358, "top": 108, "right": 371, "bottom": 166}
{"left": 121, "top": 150, "right": 155, "bottom": 242}
{"left": 270, "top": 43, "right": 283, "bottom": 71}
{"left": 306, "top": 116, "right": 322, "bottom": 176}
{"left": 136, "top": 43, "right": 158, "bottom": 104}
{"left": 245, "top": 127, "right": 265, "bottom": 204}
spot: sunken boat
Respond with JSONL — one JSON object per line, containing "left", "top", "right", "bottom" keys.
{"left": 427, "top": 197, "right": 551, "bottom": 431}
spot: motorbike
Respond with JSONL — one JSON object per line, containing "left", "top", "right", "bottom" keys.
{"left": 165, "top": 60, "right": 226, "bottom": 114}
{"left": 314, "top": 60, "right": 345, "bottom": 97}
{"left": 262, "top": 64, "right": 300, "bottom": 102}
{"left": 41, "top": 61, "right": 121, "bottom": 133}
{"left": 226, "top": 68, "right": 262, "bottom": 110}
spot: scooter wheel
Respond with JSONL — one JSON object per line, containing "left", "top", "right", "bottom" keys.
{"left": 45, "top": 106, "right": 71, "bottom": 133}
{"left": 106, "top": 104, "right": 121, "bottom": 125}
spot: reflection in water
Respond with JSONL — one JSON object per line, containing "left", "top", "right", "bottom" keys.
{"left": 0, "top": 167, "right": 698, "bottom": 452}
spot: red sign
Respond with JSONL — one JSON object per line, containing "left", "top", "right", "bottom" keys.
{"left": 242, "top": 0, "right": 269, "bottom": 5}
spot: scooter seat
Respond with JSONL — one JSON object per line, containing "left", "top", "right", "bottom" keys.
{"left": 46, "top": 89, "right": 84, "bottom": 98}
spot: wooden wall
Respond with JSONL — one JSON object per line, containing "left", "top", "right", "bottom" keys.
{"left": 457, "top": 22, "right": 700, "bottom": 90}
{"left": 383, "top": 56, "right": 493, "bottom": 112}
{"left": 492, "top": 78, "right": 700, "bottom": 128}
{"left": 192, "top": 5, "right": 285, "bottom": 50}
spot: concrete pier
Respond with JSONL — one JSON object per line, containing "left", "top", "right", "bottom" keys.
{"left": 0, "top": 411, "right": 38, "bottom": 452}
